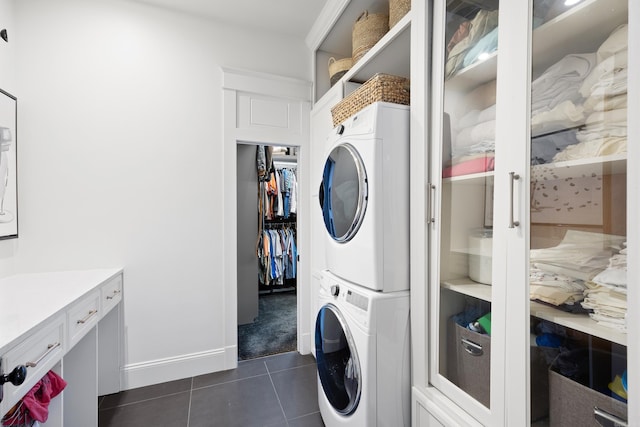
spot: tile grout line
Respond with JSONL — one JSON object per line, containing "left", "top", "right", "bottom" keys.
{"left": 100, "top": 390, "right": 191, "bottom": 410}
{"left": 265, "top": 361, "right": 290, "bottom": 427}
{"left": 191, "top": 372, "right": 270, "bottom": 391}
{"left": 186, "top": 377, "right": 194, "bottom": 427}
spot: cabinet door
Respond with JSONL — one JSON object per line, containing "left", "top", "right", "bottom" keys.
{"left": 429, "top": 1, "right": 503, "bottom": 424}
{"left": 527, "top": 1, "right": 629, "bottom": 426}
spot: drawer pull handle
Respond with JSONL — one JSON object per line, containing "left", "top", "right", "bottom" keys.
{"left": 460, "top": 338, "right": 483, "bottom": 356}
{"left": 77, "top": 309, "right": 98, "bottom": 324}
{"left": 106, "top": 289, "right": 121, "bottom": 300}
{"left": 26, "top": 342, "right": 61, "bottom": 368}
{"left": 594, "top": 407, "right": 627, "bottom": 427}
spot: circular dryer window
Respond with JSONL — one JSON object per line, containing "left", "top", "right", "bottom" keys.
{"left": 315, "top": 303, "right": 362, "bottom": 415}
{"left": 319, "top": 143, "right": 368, "bottom": 242}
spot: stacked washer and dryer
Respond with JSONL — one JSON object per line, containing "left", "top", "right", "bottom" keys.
{"left": 315, "top": 102, "right": 411, "bottom": 427}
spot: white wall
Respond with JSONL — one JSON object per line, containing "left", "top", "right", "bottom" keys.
{"left": 4, "top": 0, "right": 310, "bottom": 388}
{"left": 0, "top": 0, "right": 17, "bottom": 276}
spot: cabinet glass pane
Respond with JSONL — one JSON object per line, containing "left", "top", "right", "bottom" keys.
{"left": 437, "top": 0, "right": 499, "bottom": 409}
{"left": 529, "top": 0, "right": 628, "bottom": 425}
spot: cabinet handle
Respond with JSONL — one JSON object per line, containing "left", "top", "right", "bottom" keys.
{"left": 460, "top": 338, "right": 483, "bottom": 356}
{"left": 26, "top": 342, "right": 61, "bottom": 368}
{"left": 593, "top": 407, "right": 627, "bottom": 427}
{"left": 426, "top": 183, "right": 436, "bottom": 224}
{"left": 77, "top": 309, "right": 98, "bottom": 324}
{"left": 106, "top": 289, "right": 121, "bottom": 300}
{"left": 509, "top": 172, "right": 520, "bottom": 228}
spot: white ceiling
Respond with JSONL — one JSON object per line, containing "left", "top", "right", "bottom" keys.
{"left": 131, "top": 0, "right": 328, "bottom": 38}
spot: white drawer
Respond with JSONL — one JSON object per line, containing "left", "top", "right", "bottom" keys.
{"left": 100, "top": 274, "right": 122, "bottom": 315}
{"left": 1, "top": 315, "right": 65, "bottom": 417}
{"left": 67, "top": 291, "right": 100, "bottom": 350}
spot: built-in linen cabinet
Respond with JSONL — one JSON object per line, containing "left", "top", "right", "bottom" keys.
{"left": 412, "top": 0, "right": 637, "bottom": 425}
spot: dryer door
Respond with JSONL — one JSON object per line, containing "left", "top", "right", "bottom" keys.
{"left": 319, "top": 143, "right": 368, "bottom": 242}
{"left": 315, "top": 303, "right": 362, "bottom": 415}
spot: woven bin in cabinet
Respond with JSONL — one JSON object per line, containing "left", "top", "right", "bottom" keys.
{"left": 352, "top": 11, "right": 389, "bottom": 63}
{"left": 328, "top": 57, "right": 353, "bottom": 86}
{"left": 389, "top": 0, "right": 411, "bottom": 28}
{"left": 330, "top": 73, "right": 410, "bottom": 127}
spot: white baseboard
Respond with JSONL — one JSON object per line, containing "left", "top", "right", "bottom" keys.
{"left": 299, "top": 331, "right": 312, "bottom": 355}
{"left": 122, "top": 348, "right": 227, "bottom": 390}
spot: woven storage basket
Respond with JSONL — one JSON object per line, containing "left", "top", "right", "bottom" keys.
{"left": 352, "top": 11, "right": 389, "bottom": 63}
{"left": 328, "top": 57, "right": 353, "bottom": 86}
{"left": 389, "top": 0, "right": 411, "bottom": 28}
{"left": 330, "top": 73, "right": 410, "bottom": 126}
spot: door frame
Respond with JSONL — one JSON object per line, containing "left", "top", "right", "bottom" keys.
{"left": 222, "top": 67, "right": 312, "bottom": 368}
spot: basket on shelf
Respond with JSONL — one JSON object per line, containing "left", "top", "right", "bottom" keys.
{"left": 352, "top": 11, "right": 389, "bottom": 64}
{"left": 328, "top": 57, "right": 353, "bottom": 86}
{"left": 389, "top": 0, "right": 411, "bottom": 28}
{"left": 330, "top": 73, "right": 410, "bottom": 127}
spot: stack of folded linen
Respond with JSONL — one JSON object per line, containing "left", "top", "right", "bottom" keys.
{"left": 529, "top": 230, "right": 625, "bottom": 311}
{"left": 529, "top": 53, "right": 596, "bottom": 164}
{"left": 554, "top": 25, "right": 628, "bottom": 162}
{"left": 581, "top": 243, "right": 627, "bottom": 331}
{"left": 444, "top": 104, "right": 496, "bottom": 177}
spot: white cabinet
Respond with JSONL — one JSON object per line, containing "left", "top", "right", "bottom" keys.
{"left": 0, "top": 269, "right": 124, "bottom": 427}
{"left": 411, "top": 0, "right": 638, "bottom": 425}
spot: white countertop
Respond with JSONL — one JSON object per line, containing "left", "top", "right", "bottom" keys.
{"left": 0, "top": 268, "right": 123, "bottom": 354}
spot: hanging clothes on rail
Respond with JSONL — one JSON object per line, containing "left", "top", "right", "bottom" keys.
{"left": 257, "top": 225, "right": 297, "bottom": 286}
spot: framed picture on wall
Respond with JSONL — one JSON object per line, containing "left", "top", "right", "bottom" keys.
{"left": 0, "top": 88, "right": 17, "bottom": 239}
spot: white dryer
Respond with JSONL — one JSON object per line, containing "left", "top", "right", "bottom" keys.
{"left": 319, "top": 102, "right": 409, "bottom": 292}
{"left": 315, "top": 270, "right": 410, "bottom": 427}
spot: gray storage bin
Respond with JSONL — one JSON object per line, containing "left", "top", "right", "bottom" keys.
{"left": 549, "top": 349, "right": 627, "bottom": 426}
{"left": 447, "top": 319, "right": 550, "bottom": 420}
{"left": 447, "top": 320, "right": 492, "bottom": 408}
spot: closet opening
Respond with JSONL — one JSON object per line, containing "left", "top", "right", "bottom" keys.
{"left": 236, "top": 143, "right": 299, "bottom": 360}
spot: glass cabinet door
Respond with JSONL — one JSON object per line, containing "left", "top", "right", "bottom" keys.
{"left": 528, "top": 0, "right": 628, "bottom": 425}
{"left": 431, "top": 0, "right": 500, "bottom": 421}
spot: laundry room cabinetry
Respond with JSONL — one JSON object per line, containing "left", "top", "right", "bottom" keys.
{"left": 309, "top": 0, "right": 411, "bottom": 102}
{"left": 411, "top": 0, "right": 638, "bottom": 426}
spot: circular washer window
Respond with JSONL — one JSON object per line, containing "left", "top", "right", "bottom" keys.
{"left": 319, "top": 144, "right": 368, "bottom": 242}
{"left": 315, "top": 303, "right": 362, "bottom": 415}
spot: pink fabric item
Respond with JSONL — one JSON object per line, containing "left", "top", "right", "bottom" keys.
{"left": 2, "top": 371, "right": 67, "bottom": 425}
{"left": 442, "top": 156, "right": 495, "bottom": 178}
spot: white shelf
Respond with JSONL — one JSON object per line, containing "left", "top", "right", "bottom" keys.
{"left": 531, "top": 0, "right": 628, "bottom": 74}
{"left": 442, "top": 278, "right": 492, "bottom": 302}
{"left": 442, "top": 277, "right": 627, "bottom": 346}
{"left": 445, "top": 52, "right": 497, "bottom": 93}
{"left": 530, "top": 301, "right": 626, "bottom": 346}
{"left": 531, "top": 154, "right": 627, "bottom": 181}
{"left": 343, "top": 12, "right": 411, "bottom": 84}
{"left": 443, "top": 170, "right": 494, "bottom": 184}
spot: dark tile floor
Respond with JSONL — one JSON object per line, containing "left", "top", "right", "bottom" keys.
{"left": 98, "top": 352, "right": 325, "bottom": 427}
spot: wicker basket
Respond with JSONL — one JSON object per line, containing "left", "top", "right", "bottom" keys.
{"left": 352, "top": 11, "right": 389, "bottom": 64}
{"left": 389, "top": 0, "right": 411, "bottom": 28}
{"left": 328, "top": 57, "right": 353, "bottom": 86}
{"left": 330, "top": 73, "right": 410, "bottom": 126}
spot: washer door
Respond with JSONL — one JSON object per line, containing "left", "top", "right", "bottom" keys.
{"left": 315, "top": 303, "right": 362, "bottom": 415}
{"left": 319, "top": 143, "right": 368, "bottom": 242}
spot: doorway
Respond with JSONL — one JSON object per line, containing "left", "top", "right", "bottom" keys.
{"left": 236, "top": 143, "right": 299, "bottom": 360}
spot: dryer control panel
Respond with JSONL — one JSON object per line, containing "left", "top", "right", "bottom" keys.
{"left": 346, "top": 290, "right": 368, "bottom": 312}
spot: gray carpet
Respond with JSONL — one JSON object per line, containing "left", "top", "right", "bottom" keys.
{"left": 238, "top": 292, "right": 297, "bottom": 360}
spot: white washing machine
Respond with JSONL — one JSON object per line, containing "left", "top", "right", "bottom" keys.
{"left": 319, "top": 102, "right": 409, "bottom": 292}
{"left": 315, "top": 270, "right": 410, "bottom": 427}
